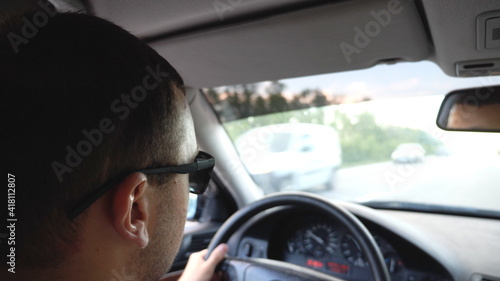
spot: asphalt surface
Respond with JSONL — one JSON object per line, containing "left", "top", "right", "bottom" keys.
{"left": 309, "top": 155, "right": 500, "bottom": 212}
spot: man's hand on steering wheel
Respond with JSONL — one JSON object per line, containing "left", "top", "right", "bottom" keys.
{"left": 178, "top": 244, "right": 229, "bottom": 281}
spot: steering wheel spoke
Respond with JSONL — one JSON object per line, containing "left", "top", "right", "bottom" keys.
{"left": 220, "top": 256, "right": 346, "bottom": 281}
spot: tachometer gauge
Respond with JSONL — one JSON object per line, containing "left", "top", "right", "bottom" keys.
{"left": 341, "top": 233, "right": 368, "bottom": 267}
{"left": 303, "top": 223, "right": 340, "bottom": 259}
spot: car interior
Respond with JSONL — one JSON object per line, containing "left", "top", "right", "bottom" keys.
{"left": 3, "top": 0, "right": 500, "bottom": 281}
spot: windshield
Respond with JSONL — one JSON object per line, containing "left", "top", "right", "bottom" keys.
{"left": 203, "top": 61, "right": 500, "bottom": 215}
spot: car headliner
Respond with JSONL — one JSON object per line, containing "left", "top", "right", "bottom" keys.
{"left": 86, "top": 0, "right": 500, "bottom": 87}
{"left": 3, "top": 0, "right": 499, "bottom": 88}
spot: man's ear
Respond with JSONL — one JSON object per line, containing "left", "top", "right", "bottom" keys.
{"left": 111, "top": 172, "right": 151, "bottom": 249}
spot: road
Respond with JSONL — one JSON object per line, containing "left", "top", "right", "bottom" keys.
{"left": 311, "top": 155, "right": 500, "bottom": 212}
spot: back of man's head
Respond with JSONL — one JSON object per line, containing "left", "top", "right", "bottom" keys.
{"left": 1, "top": 8, "right": 184, "bottom": 269}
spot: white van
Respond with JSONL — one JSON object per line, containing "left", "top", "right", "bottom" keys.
{"left": 235, "top": 123, "right": 342, "bottom": 194}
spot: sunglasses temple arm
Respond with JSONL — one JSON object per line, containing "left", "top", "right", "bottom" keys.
{"left": 197, "top": 158, "right": 215, "bottom": 171}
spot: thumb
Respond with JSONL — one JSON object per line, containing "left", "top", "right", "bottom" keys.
{"left": 205, "top": 243, "right": 228, "bottom": 268}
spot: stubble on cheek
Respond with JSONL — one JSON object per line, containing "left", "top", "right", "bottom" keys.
{"left": 155, "top": 176, "right": 189, "bottom": 271}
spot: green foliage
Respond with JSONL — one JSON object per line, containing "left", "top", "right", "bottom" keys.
{"left": 332, "top": 111, "right": 442, "bottom": 166}
{"left": 224, "top": 108, "right": 443, "bottom": 167}
{"left": 268, "top": 94, "right": 289, "bottom": 112}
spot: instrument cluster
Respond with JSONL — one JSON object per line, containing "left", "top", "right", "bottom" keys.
{"left": 278, "top": 219, "right": 406, "bottom": 280}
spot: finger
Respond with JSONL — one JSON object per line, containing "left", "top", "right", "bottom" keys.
{"left": 205, "top": 244, "right": 228, "bottom": 266}
{"left": 197, "top": 249, "right": 208, "bottom": 258}
{"left": 188, "top": 248, "right": 207, "bottom": 260}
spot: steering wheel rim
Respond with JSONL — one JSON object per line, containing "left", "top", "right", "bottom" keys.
{"left": 206, "top": 192, "right": 391, "bottom": 281}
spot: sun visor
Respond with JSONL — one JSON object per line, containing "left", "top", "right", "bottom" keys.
{"left": 150, "top": 0, "right": 431, "bottom": 88}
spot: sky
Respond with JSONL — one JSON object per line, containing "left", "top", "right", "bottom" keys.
{"left": 280, "top": 61, "right": 500, "bottom": 100}
{"left": 279, "top": 61, "right": 500, "bottom": 154}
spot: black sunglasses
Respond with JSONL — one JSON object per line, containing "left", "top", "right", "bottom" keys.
{"left": 67, "top": 151, "right": 215, "bottom": 220}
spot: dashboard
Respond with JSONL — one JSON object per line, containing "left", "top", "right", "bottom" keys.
{"left": 228, "top": 207, "right": 452, "bottom": 281}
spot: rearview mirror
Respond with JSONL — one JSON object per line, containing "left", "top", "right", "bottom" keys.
{"left": 436, "top": 85, "right": 500, "bottom": 132}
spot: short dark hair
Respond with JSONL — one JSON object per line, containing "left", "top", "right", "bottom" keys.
{"left": 451, "top": 86, "right": 500, "bottom": 107}
{"left": 1, "top": 10, "right": 185, "bottom": 268}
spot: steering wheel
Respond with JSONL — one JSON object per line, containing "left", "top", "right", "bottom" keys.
{"left": 206, "top": 192, "right": 391, "bottom": 281}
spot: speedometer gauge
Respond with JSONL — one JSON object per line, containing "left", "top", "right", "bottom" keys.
{"left": 341, "top": 233, "right": 368, "bottom": 267}
{"left": 303, "top": 223, "right": 340, "bottom": 259}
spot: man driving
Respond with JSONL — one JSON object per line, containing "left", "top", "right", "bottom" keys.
{"left": 1, "top": 9, "right": 226, "bottom": 281}
{"left": 446, "top": 90, "right": 500, "bottom": 131}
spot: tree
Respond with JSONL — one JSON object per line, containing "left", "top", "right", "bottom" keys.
{"left": 266, "top": 81, "right": 285, "bottom": 96}
{"left": 205, "top": 88, "right": 220, "bottom": 104}
{"left": 254, "top": 96, "right": 268, "bottom": 116}
{"left": 288, "top": 89, "right": 312, "bottom": 110}
{"left": 311, "top": 89, "right": 328, "bottom": 107}
{"left": 268, "top": 94, "right": 289, "bottom": 112}
{"left": 226, "top": 91, "right": 241, "bottom": 120}
{"left": 290, "top": 95, "right": 306, "bottom": 110}
{"left": 240, "top": 84, "right": 256, "bottom": 118}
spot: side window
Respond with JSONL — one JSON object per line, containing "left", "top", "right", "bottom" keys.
{"left": 186, "top": 193, "right": 198, "bottom": 220}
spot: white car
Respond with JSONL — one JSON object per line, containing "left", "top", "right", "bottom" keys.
{"left": 391, "top": 143, "right": 425, "bottom": 163}
{"left": 235, "top": 123, "right": 342, "bottom": 193}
